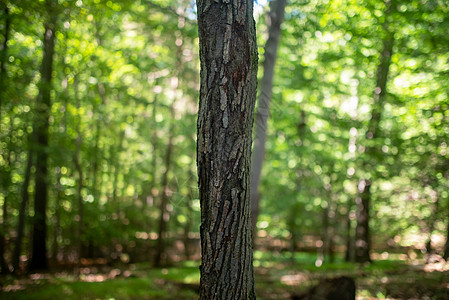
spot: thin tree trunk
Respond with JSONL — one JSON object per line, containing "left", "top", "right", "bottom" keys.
{"left": 250, "top": 0, "right": 286, "bottom": 245}
{"left": 111, "top": 130, "right": 125, "bottom": 214}
{"left": 29, "top": 2, "right": 57, "bottom": 271}
{"left": 154, "top": 103, "right": 175, "bottom": 267}
{"left": 355, "top": 0, "right": 394, "bottom": 264}
{"left": 345, "top": 210, "right": 354, "bottom": 262}
{"left": 196, "top": 0, "right": 258, "bottom": 298}
{"left": 52, "top": 167, "right": 62, "bottom": 263}
{"left": 0, "top": 2, "right": 11, "bottom": 274}
{"left": 0, "top": 3, "right": 10, "bottom": 120}
{"left": 0, "top": 121, "right": 13, "bottom": 274}
{"left": 73, "top": 79, "right": 84, "bottom": 275}
{"left": 443, "top": 214, "right": 449, "bottom": 260}
{"left": 425, "top": 191, "right": 438, "bottom": 261}
{"left": 12, "top": 146, "right": 33, "bottom": 272}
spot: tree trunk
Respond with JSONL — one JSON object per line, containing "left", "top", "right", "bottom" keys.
{"left": 196, "top": 0, "right": 258, "bottom": 298}
{"left": 154, "top": 103, "right": 175, "bottom": 267}
{"left": 345, "top": 210, "right": 354, "bottom": 262}
{"left": 0, "top": 2, "right": 10, "bottom": 119}
{"left": 29, "top": 3, "right": 57, "bottom": 271}
{"left": 0, "top": 2, "right": 11, "bottom": 274}
{"left": 111, "top": 130, "right": 125, "bottom": 214}
{"left": 354, "top": 0, "right": 394, "bottom": 264}
{"left": 12, "top": 146, "right": 33, "bottom": 272}
{"left": 73, "top": 79, "right": 84, "bottom": 274}
{"left": 355, "top": 179, "right": 372, "bottom": 263}
{"left": 250, "top": 0, "right": 286, "bottom": 245}
{"left": 443, "top": 215, "right": 449, "bottom": 260}
{"left": 52, "top": 167, "right": 62, "bottom": 263}
{"left": 425, "top": 191, "right": 438, "bottom": 261}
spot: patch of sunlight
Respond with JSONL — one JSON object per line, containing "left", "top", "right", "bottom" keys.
{"left": 280, "top": 273, "right": 307, "bottom": 286}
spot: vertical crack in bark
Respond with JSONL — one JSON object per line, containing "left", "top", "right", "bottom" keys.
{"left": 197, "top": 0, "right": 257, "bottom": 297}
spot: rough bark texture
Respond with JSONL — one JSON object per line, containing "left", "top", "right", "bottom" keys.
{"left": 29, "top": 4, "right": 57, "bottom": 271}
{"left": 196, "top": 0, "right": 258, "bottom": 298}
{"left": 250, "top": 0, "right": 286, "bottom": 245}
{"left": 355, "top": 0, "right": 394, "bottom": 264}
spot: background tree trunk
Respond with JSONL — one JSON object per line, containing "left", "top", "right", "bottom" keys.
{"left": 0, "top": 2, "right": 11, "bottom": 274}
{"left": 354, "top": 0, "right": 394, "bottom": 264}
{"left": 154, "top": 103, "right": 175, "bottom": 267}
{"left": 250, "top": 0, "right": 286, "bottom": 245}
{"left": 196, "top": 0, "right": 258, "bottom": 298}
{"left": 29, "top": 2, "right": 57, "bottom": 272}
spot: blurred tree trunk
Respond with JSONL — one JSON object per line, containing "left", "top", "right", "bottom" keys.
{"left": 0, "top": 2, "right": 11, "bottom": 274}
{"left": 250, "top": 0, "right": 286, "bottom": 246}
{"left": 154, "top": 12, "right": 186, "bottom": 266}
{"left": 111, "top": 129, "right": 125, "bottom": 214}
{"left": 355, "top": 0, "right": 394, "bottom": 264}
{"left": 345, "top": 212, "right": 354, "bottom": 262}
{"left": 183, "top": 169, "right": 196, "bottom": 260}
{"left": 425, "top": 190, "right": 438, "bottom": 260}
{"left": 196, "top": 0, "right": 258, "bottom": 298}
{"left": 154, "top": 103, "right": 175, "bottom": 267}
{"left": 12, "top": 146, "right": 33, "bottom": 272}
{"left": 0, "top": 2, "right": 10, "bottom": 118}
{"left": 73, "top": 79, "right": 84, "bottom": 274}
{"left": 52, "top": 167, "right": 62, "bottom": 263}
{"left": 444, "top": 217, "right": 449, "bottom": 260}
{"left": 29, "top": 1, "right": 57, "bottom": 271}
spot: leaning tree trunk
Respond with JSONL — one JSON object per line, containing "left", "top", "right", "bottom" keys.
{"left": 355, "top": 0, "right": 394, "bottom": 264}
{"left": 196, "top": 0, "right": 258, "bottom": 298}
{"left": 29, "top": 2, "right": 57, "bottom": 272}
{"left": 250, "top": 0, "right": 286, "bottom": 246}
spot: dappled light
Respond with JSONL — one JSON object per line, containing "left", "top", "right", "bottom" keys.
{"left": 1, "top": 0, "right": 449, "bottom": 299}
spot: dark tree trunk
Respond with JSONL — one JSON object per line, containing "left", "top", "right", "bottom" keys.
{"left": 250, "top": 0, "right": 286, "bottom": 247}
{"left": 0, "top": 3, "right": 10, "bottom": 118}
{"left": 443, "top": 216, "right": 449, "bottom": 260}
{"left": 354, "top": 0, "right": 394, "bottom": 264}
{"left": 0, "top": 2, "right": 11, "bottom": 274}
{"left": 196, "top": 0, "right": 258, "bottom": 298}
{"left": 425, "top": 192, "right": 438, "bottom": 261}
{"left": 52, "top": 167, "right": 62, "bottom": 263}
{"left": 345, "top": 209, "right": 354, "bottom": 262}
{"left": 12, "top": 147, "right": 33, "bottom": 272}
{"left": 355, "top": 179, "right": 372, "bottom": 263}
{"left": 29, "top": 3, "right": 57, "bottom": 271}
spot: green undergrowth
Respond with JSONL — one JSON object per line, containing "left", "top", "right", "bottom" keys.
{"left": 1, "top": 253, "right": 448, "bottom": 299}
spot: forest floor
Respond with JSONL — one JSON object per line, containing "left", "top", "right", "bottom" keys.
{"left": 1, "top": 251, "right": 448, "bottom": 299}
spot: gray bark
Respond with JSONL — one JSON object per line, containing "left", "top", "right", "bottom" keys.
{"left": 250, "top": 0, "right": 286, "bottom": 245}
{"left": 196, "top": 0, "right": 258, "bottom": 298}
